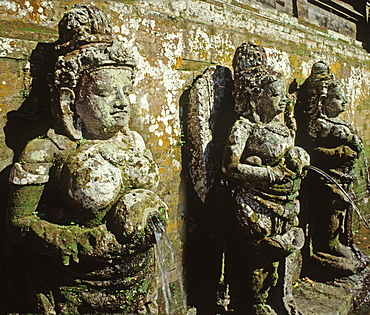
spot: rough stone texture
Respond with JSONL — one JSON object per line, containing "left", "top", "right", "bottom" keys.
{"left": 5, "top": 5, "right": 172, "bottom": 314}
{"left": 219, "top": 42, "right": 309, "bottom": 314}
{"left": 188, "top": 65, "right": 233, "bottom": 203}
{"left": 0, "top": 0, "right": 370, "bottom": 313}
{"left": 294, "top": 280, "right": 353, "bottom": 315}
{"left": 294, "top": 267, "right": 370, "bottom": 315}
{"left": 1, "top": 0, "right": 370, "bottom": 227}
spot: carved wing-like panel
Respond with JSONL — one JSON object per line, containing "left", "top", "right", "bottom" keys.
{"left": 187, "top": 66, "right": 233, "bottom": 203}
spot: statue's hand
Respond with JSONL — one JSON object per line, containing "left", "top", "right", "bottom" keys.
{"left": 342, "top": 145, "right": 358, "bottom": 158}
{"left": 267, "top": 163, "right": 294, "bottom": 183}
{"left": 315, "top": 145, "right": 357, "bottom": 158}
{"left": 285, "top": 147, "right": 310, "bottom": 176}
{"left": 76, "top": 224, "right": 125, "bottom": 261}
{"left": 56, "top": 224, "right": 125, "bottom": 265}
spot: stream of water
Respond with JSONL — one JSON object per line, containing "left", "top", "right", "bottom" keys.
{"left": 308, "top": 165, "right": 370, "bottom": 230}
{"left": 151, "top": 217, "right": 188, "bottom": 315}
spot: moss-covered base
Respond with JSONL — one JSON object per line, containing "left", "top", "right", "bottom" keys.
{"left": 26, "top": 249, "right": 158, "bottom": 314}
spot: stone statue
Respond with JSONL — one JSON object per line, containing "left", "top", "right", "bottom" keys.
{"left": 6, "top": 4, "right": 166, "bottom": 314}
{"left": 186, "top": 65, "right": 235, "bottom": 313}
{"left": 297, "top": 61, "right": 369, "bottom": 277}
{"left": 222, "top": 42, "right": 310, "bottom": 314}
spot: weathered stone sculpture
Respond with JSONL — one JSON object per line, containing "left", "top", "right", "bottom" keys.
{"left": 6, "top": 4, "right": 166, "bottom": 314}
{"left": 186, "top": 65, "right": 235, "bottom": 313}
{"left": 297, "top": 61, "right": 368, "bottom": 277}
{"left": 222, "top": 42, "right": 310, "bottom": 314}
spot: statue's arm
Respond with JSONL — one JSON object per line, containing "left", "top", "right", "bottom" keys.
{"left": 6, "top": 138, "right": 126, "bottom": 265}
{"left": 222, "top": 118, "right": 285, "bottom": 183}
{"left": 7, "top": 184, "right": 126, "bottom": 265}
{"left": 314, "top": 118, "right": 362, "bottom": 157}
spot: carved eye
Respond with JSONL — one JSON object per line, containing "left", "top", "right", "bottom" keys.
{"left": 270, "top": 88, "right": 279, "bottom": 97}
{"left": 91, "top": 82, "right": 111, "bottom": 97}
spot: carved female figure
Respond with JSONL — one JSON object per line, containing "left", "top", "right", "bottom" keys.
{"left": 222, "top": 43, "right": 309, "bottom": 314}
{"left": 299, "top": 61, "right": 368, "bottom": 276}
{"left": 7, "top": 4, "right": 165, "bottom": 314}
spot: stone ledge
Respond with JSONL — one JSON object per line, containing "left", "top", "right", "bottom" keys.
{"left": 294, "top": 269, "right": 370, "bottom": 315}
{"left": 294, "top": 281, "right": 353, "bottom": 314}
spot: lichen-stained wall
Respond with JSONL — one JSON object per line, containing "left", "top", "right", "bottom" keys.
{"left": 1, "top": 0, "right": 370, "bottom": 290}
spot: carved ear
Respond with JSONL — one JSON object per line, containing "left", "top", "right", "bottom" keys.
{"left": 318, "top": 93, "right": 327, "bottom": 115}
{"left": 59, "top": 87, "right": 82, "bottom": 140}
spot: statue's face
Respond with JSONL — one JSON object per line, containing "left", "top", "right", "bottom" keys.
{"left": 76, "top": 67, "right": 132, "bottom": 139}
{"left": 324, "top": 87, "right": 346, "bottom": 118}
{"left": 256, "top": 78, "right": 286, "bottom": 122}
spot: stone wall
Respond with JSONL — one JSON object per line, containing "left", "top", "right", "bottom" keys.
{"left": 1, "top": 0, "right": 370, "bottom": 311}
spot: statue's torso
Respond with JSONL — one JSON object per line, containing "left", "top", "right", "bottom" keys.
{"left": 245, "top": 121, "right": 294, "bottom": 166}
{"left": 61, "top": 132, "right": 159, "bottom": 216}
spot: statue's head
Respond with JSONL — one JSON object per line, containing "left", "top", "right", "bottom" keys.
{"left": 51, "top": 5, "right": 137, "bottom": 140}
{"left": 233, "top": 42, "right": 286, "bottom": 122}
{"left": 324, "top": 81, "right": 347, "bottom": 118}
{"left": 307, "top": 61, "right": 346, "bottom": 118}
{"left": 51, "top": 42, "right": 137, "bottom": 140}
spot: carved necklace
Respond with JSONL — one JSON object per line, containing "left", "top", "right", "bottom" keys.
{"left": 254, "top": 120, "right": 291, "bottom": 138}
{"left": 321, "top": 116, "right": 357, "bottom": 133}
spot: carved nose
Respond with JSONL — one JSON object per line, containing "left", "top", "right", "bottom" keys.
{"left": 113, "top": 94, "right": 130, "bottom": 109}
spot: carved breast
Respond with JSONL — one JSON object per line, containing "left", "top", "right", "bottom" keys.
{"left": 246, "top": 123, "right": 294, "bottom": 165}
{"left": 62, "top": 132, "right": 159, "bottom": 214}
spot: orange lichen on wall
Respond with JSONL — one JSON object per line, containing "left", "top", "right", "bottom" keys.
{"left": 330, "top": 60, "right": 342, "bottom": 77}
{"left": 1, "top": 0, "right": 370, "bottom": 279}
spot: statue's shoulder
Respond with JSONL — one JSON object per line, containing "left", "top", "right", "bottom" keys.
{"left": 308, "top": 116, "right": 332, "bottom": 133}
{"left": 19, "top": 129, "right": 77, "bottom": 164}
{"left": 230, "top": 116, "right": 254, "bottom": 133}
{"left": 129, "top": 131, "right": 147, "bottom": 150}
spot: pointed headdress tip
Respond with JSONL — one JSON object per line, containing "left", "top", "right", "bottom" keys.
{"left": 57, "top": 3, "right": 113, "bottom": 46}
{"left": 233, "top": 42, "right": 268, "bottom": 74}
{"left": 309, "top": 61, "right": 334, "bottom": 82}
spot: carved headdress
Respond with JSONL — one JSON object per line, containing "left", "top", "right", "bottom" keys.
{"left": 50, "top": 4, "right": 137, "bottom": 140}
{"left": 305, "top": 61, "right": 342, "bottom": 117}
{"left": 56, "top": 3, "right": 113, "bottom": 53}
{"left": 232, "top": 42, "right": 282, "bottom": 121}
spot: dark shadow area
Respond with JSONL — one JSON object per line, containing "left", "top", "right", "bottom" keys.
{"left": 4, "top": 42, "right": 56, "bottom": 161}
{"left": 292, "top": 0, "right": 298, "bottom": 17}
{"left": 1, "top": 42, "right": 56, "bottom": 313}
{"left": 294, "top": 75, "right": 325, "bottom": 281}
{"left": 295, "top": 71, "right": 370, "bottom": 284}
{"left": 181, "top": 66, "right": 236, "bottom": 314}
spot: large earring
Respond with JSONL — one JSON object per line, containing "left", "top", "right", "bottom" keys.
{"left": 318, "top": 93, "right": 327, "bottom": 117}
{"left": 59, "top": 87, "right": 82, "bottom": 140}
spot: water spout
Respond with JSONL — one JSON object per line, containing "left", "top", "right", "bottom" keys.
{"left": 150, "top": 216, "right": 188, "bottom": 314}
{"left": 308, "top": 165, "right": 370, "bottom": 230}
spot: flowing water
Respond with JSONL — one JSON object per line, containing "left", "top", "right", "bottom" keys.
{"left": 151, "top": 217, "right": 188, "bottom": 314}
{"left": 308, "top": 166, "right": 370, "bottom": 313}
{"left": 308, "top": 165, "right": 370, "bottom": 230}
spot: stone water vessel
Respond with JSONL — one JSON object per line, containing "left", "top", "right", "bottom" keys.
{"left": 6, "top": 4, "right": 167, "bottom": 314}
